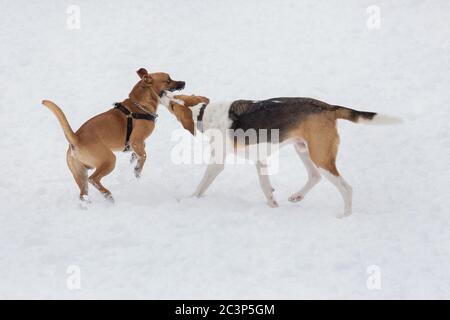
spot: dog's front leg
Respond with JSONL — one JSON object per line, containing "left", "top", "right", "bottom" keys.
{"left": 192, "top": 162, "right": 224, "bottom": 197}
{"left": 255, "top": 160, "right": 278, "bottom": 207}
{"left": 130, "top": 140, "right": 146, "bottom": 178}
{"left": 193, "top": 137, "right": 226, "bottom": 197}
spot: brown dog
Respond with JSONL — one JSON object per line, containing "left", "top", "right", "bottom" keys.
{"left": 42, "top": 68, "right": 185, "bottom": 202}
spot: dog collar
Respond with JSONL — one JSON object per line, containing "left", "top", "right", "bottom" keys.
{"left": 131, "top": 100, "right": 158, "bottom": 118}
{"left": 197, "top": 104, "right": 207, "bottom": 132}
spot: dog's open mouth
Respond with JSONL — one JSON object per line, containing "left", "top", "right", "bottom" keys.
{"left": 162, "top": 82, "right": 185, "bottom": 96}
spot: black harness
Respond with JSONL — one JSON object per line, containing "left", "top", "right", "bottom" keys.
{"left": 114, "top": 102, "right": 158, "bottom": 151}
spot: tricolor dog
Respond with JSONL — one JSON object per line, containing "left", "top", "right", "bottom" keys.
{"left": 42, "top": 68, "right": 185, "bottom": 203}
{"left": 162, "top": 93, "right": 401, "bottom": 217}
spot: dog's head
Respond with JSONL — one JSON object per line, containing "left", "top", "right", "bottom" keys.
{"left": 160, "top": 92, "right": 210, "bottom": 135}
{"left": 129, "top": 68, "right": 185, "bottom": 106}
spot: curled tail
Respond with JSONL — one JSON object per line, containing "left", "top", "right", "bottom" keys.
{"left": 334, "top": 105, "right": 402, "bottom": 125}
{"left": 42, "top": 100, "right": 78, "bottom": 145}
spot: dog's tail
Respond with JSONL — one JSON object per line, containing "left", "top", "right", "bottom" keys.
{"left": 42, "top": 100, "right": 78, "bottom": 145}
{"left": 333, "top": 105, "right": 402, "bottom": 125}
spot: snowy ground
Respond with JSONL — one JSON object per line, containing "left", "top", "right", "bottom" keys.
{"left": 1, "top": 0, "right": 449, "bottom": 299}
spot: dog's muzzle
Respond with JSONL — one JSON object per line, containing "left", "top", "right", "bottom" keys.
{"left": 173, "top": 81, "right": 185, "bottom": 91}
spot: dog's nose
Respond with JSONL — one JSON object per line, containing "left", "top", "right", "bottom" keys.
{"left": 177, "top": 81, "right": 185, "bottom": 90}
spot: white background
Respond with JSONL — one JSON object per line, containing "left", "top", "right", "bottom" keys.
{"left": 0, "top": 0, "right": 449, "bottom": 298}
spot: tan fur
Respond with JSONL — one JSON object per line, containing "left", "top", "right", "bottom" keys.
{"left": 43, "top": 68, "right": 184, "bottom": 201}
{"left": 288, "top": 112, "right": 340, "bottom": 175}
{"left": 42, "top": 101, "right": 78, "bottom": 145}
{"left": 335, "top": 107, "right": 356, "bottom": 122}
{"left": 168, "top": 95, "right": 209, "bottom": 135}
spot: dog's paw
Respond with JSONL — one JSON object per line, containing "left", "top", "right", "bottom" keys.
{"left": 267, "top": 198, "right": 279, "bottom": 208}
{"left": 336, "top": 210, "right": 352, "bottom": 219}
{"left": 80, "top": 194, "right": 91, "bottom": 202}
{"left": 78, "top": 195, "right": 91, "bottom": 210}
{"left": 130, "top": 152, "right": 137, "bottom": 164}
{"left": 191, "top": 191, "right": 204, "bottom": 198}
{"left": 288, "top": 193, "right": 304, "bottom": 202}
{"left": 134, "top": 166, "right": 142, "bottom": 179}
{"left": 104, "top": 193, "right": 115, "bottom": 204}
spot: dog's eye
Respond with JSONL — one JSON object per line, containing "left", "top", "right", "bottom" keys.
{"left": 166, "top": 79, "right": 171, "bottom": 84}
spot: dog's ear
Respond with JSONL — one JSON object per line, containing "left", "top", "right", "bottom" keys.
{"left": 172, "top": 103, "right": 195, "bottom": 135}
{"left": 200, "top": 96, "right": 210, "bottom": 105}
{"left": 137, "top": 68, "right": 153, "bottom": 84}
{"left": 136, "top": 68, "right": 148, "bottom": 78}
{"left": 174, "top": 95, "right": 203, "bottom": 107}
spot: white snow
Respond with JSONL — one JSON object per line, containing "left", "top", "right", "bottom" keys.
{"left": 1, "top": 0, "right": 449, "bottom": 299}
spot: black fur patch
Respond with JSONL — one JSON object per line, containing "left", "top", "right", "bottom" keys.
{"left": 356, "top": 110, "right": 376, "bottom": 121}
{"left": 229, "top": 97, "right": 334, "bottom": 144}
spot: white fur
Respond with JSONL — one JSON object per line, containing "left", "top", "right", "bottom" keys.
{"left": 288, "top": 145, "right": 321, "bottom": 203}
{"left": 191, "top": 101, "right": 232, "bottom": 133}
{"left": 358, "top": 113, "right": 403, "bottom": 125}
{"left": 318, "top": 168, "right": 353, "bottom": 218}
{"left": 192, "top": 163, "right": 224, "bottom": 197}
{"left": 159, "top": 91, "right": 184, "bottom": 110}
{"left": 255, "top": 160, "right": 278, "bottom": 207}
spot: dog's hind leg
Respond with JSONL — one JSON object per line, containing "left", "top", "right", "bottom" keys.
{"left": 318, "top": 168, "right": 353, "bottom": 218}
{"left": 305, "top": 126, "right": 353, "bottom": 217}
{"left": 88, "top": 150, "right": 116, "bottom": 202}
{"left": 66, "top": 148, "right": 89, "bottom": 201}
{"left": 288, "top": 142, "right": 321, "bottom": 203}
{"left": 255, "top": 160, "right": 278, "bottom": 207}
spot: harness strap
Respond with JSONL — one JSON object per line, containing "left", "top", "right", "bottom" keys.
{"left": 114, "top": 102, "right": 157, "bottom": 151}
